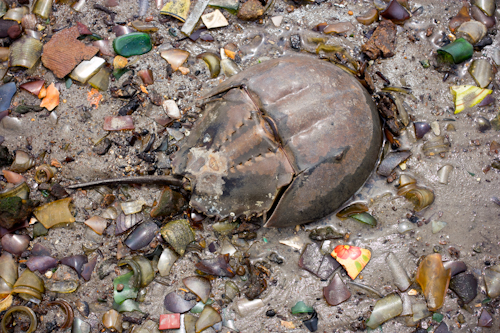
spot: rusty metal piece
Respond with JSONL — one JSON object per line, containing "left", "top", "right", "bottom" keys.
{"left": 172, "top": 56, "right": 381, "bottom": 228}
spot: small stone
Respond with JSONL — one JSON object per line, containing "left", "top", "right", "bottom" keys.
{"left": 116, "top": 283, "right": 124, "bottom": 291}
{"left": 7, "top": 24, "right": 22, "bottom": 39}
{"left": 290, "top": 34, "right": 301, "bottom": 50}
{"left": 41, "top": 26, "right": 99, "bottom": 78}
{"left": 163, "top": 100, "right": 181, "bottom": 119}
{"left": 113, "top": 32, "right": 152, "bottom": 57}
{"left": 237, "top": 0, "right": 265, "bottom": 20}
{"left": 457, "top": 313, "right": 465, "bottom": 324}
{"left": 92, "top": 138, "right": 112, "bottom": 155}
{"left": 266, "top": 309, "right": 276, "bottom": 317}
{"left": 449, "top": 273, "right": 478, "bottom": 304}
{"left": 362, "top": 20, "right": 397, "bottom": 59}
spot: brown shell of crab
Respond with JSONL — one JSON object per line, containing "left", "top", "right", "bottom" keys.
{"left": 172, "top": 56, "right": 381, "bottom": 228}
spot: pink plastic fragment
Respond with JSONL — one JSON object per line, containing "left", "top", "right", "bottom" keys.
{"left": 159, "top": 313, "right": 180, "bottom": 330}
{"left": 103, "top": 116, "right": 135, "bottom": 131}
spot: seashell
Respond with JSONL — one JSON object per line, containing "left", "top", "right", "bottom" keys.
{"left": 195, "top": 254, "right": 235, "bottom": 277}
{"left": 26, "top": 255, "right": 58, "bottom": 273}
{"left": 10, "top": 150, "right": 35, "bottom": 173}
{"left": 164, "top": 290, "right": 196, "bottom": 313}
{"left": 331, "top": 245, "right": 371, "bottom": 280}
{"left": 160, "top": 219, "right": 195, "bottom": 256}
{"left": 1, "top": 234, "right": 30, "bottom": 255}
{"left": 124, "top": 221, "right": 158, "bottom": 250}
{"left": 115, "top": 212, "right": 143, "bottom": 235}
{"left": 160, "top": 49, "right": 189, "bottom": 71}
{"left": 84, "top": 216, "right": 108, "bottom": 235}
{"left": 60, "top": 255, "right": 88, "bottom": 277}
{"left": 183, "top": 276, "right": 211, "bottom": 303}
{"left": 356, "top": 8, "right": 379, "bottom": 25}
{"left": 377, "top": 150, "right": 412, "bottom": 177}
{"left": 405, "top": 187, "right": 434, "bottom": 211}
{"left": 380, "top": 0, "right": 410, "bottom": 24}
{"left": 456, "top": 20, "right": 487, "bottom": 44}
{"left": 2, "top": 170, "right": 25, "bottom": 184}
{"left": 468, "top": 59, "right": 493, "bottom": 88}
{"left": 413, "top": 122, "right": 431, "bottom": 139}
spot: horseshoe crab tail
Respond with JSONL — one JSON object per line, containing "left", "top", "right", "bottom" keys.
{"left": 65, "top": 175, "right": 184, "bottom": 189}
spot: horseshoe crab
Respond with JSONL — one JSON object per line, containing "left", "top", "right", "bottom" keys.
{"left": 68, "top": 56, "right": 382, "bottom": 228}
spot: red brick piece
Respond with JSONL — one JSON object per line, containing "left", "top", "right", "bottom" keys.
{"left": 41, "top": 26, "right": 98, "bottom": 78}
{"left": 159, "top": 313, "right": 181, "bottom": 330}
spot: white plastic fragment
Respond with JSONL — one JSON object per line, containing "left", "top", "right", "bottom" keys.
{"left": 271, "top": 15, "right": 283, "bottom": 27}
{"left": 201, "top": 9, "right": 228, "bottom": 29}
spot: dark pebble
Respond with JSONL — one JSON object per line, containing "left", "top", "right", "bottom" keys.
{"left": 92, "top": 138, "right": 112, "bottom": 155}
{"left": 266, "top": 309, "right": 276, "bottom": 317}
